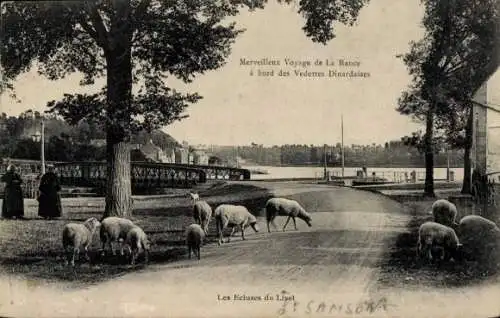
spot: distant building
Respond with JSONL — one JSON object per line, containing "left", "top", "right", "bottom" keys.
{"left": 193, "top": 144, "right": 209, "bottom": 151}
{"left": 208, "top": 156, "right": 223, "bottom": 166}
{"left": 236, "top": 156, "right": 246, "bottom": 165}
{"left": 162, "top": 148, "right": 176, "bottom": 163}
{"left": 475, "top": 68, "right": 500, "bottom": 175}
{"left": 226, "top": 156, "right": 243, "bottom": 168}
{"left": 140, "top": 139, "right": 168, "bottom": 162}
{"left": 192, "top": 150, "right": 209, "bottom": 165}
{"left": 175, "top": 147, "right": 189, "bottom": 164}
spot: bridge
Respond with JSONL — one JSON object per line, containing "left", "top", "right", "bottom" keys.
{"left": 55, "top": 161, "right": 250, "bottom": 188}
{"left": 0, "top": 159, "right": 251, "bottom": 196}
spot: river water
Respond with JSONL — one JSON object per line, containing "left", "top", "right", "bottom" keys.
{"left": 242, "top": 165, "right": 464, "bottom": 182}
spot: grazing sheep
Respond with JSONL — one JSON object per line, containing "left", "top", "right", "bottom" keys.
{"left": 185, "top": 223, "right": 205, "bottom": 260}
{"left": 124, "top": 226, "right": 151, "bottom": 265}
{"left": 214, "top": 204, "right": 259, "bottom": 245}
{"left": 429, "top": 199, "right": 459, "bottom": 229}
{"left": 188, "top": 192, "right": 200, "bottom": 201}
{"left": 457, "top": 215, "right": 500, "bottom": 262}
{"left": 62, "top": 217, "right": 101, "bottom": 266}
{"left": 417, "top": 221, "right": 462, "bottom": 263}
{"left": 265, "top": 197, "right": 312, "bottom": 233}
{"left": 100, "top": 216, "right": 137, "bottom": 256}
{"left": 192, "top": 200, "right": 213, "bottom": 236}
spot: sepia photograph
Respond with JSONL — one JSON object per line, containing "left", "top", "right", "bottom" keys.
{"left": 0, "top": 0, "right": 499, "bottom": 317}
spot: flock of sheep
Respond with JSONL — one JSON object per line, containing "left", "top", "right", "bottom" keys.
{"left": 61, "top": 192, "right": 313, "bottom": 266}
{"left": 417, "top": 199, "right": 500, "bottom": 265}
{"left": 62, "top": 216, "right": 151, "bottom": 267}
{"left": 62, "top": 192, "right": 499, "bottom": 268}
{"left": 185, "top": 193, "right": 312, "bottom": 260}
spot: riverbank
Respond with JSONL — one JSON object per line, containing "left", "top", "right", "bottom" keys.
{"left": 243, "top": 165, "right": 465, "bottom": 183}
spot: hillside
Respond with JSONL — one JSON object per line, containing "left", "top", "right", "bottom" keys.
{"left": 0, "top": 111, "right": 180, "bottom": 161}
{"left": 131, "top": 130, "right": 180, "bottom": 150}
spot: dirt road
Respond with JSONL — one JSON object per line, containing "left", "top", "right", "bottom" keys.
{"left": 1, "top": 182, "right": 499, "bottom": 318}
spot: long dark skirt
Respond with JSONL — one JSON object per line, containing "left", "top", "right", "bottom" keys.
{"left": 1, "top": 186, "right": 24, "bottom": 218}
{"left": 38, "top": 193, "right": 62, "bottom": 218}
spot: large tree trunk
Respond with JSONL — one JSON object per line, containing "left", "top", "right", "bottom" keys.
{"left": 461, "top": 104, "right": 473, "bottom": 194}
{"left": 424, "top": 103, "right": 435, "bottom": 197}
{"left": 104, "top": 130, "right": 132, "bottom": 218}
{"left": 102, "top": 23, "right": 133, "bottom": 218}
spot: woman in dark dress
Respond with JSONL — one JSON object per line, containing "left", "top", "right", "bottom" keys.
{"left": 38, "top": 165, "right": 62, "bottom": 219}
{"left": 1, "top": 165, "right": 25, "bottom": 219}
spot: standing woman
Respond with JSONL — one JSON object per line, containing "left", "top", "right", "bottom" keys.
{"left": 38, "top": 165, "right": 62, "bottom": 219}
{"left": 1, "top": 165, "right": 25, "bottom": 219}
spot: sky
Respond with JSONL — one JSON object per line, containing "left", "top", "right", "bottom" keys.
{"left": 1, "top": 1, "right": 499, "bottom": 147}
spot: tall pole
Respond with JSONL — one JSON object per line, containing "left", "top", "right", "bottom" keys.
{"left": 446, "top": 147, "right": 450, "bottom": 182}
{"left": 235, "top": 146, "right": 239, "bottom": 168}
{"left": 341, "top": 114, "right": 345, "bottom": 178}
{"left": 41, "top": 120, "right": 45, "bottom": 174}
{"left": 323, "top": 144, "right": 327, "bottom": 180}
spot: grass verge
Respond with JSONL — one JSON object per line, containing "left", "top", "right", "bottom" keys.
{"left": 0, "top": 183, "right": 273, "bottom": 288}
{"left": 377, "top": 196, "right": 500, "bottom": 290}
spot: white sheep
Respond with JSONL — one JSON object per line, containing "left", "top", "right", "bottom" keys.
{"left": 192, "top": 200, "right": 213, "bottom": 236}
{"left": 185, "top": 223, "right": 205, "bottom": 260}
{"left": 457, "top": 215, "right": 500, "bottom": 262}
{"left": 417, "top": 221, "right": 462, "bottom": 263}
{"left": 188, "top": 192, "right": 200, "bottom": 201}
{"left": 428, "top": 199, "right": 459, "bottom": 229}
{"left": 62, "top": 217, "right": 101, "bottom": 266}
{"left": 124, "top": 225, "right": 151, "bottom": 265}
{"left": 100, "top": 216, "right": 137, "bottom": 256}
{"left": 265, "top": 197, "right": 312, "bottom": 233}
{"left": 214, "top": 204, "right": 259, "bottom": 245}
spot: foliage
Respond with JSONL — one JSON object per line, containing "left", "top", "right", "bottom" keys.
{"left": 276, "top": 0, "right": 370, "bottom": 44}
{"left": 396, "top": 0, "right": 499, "bottom": 195}
{"left": 10, "top": 139, "right": 40, "bottom": 160}
{"left": 398, "top": 0, "right": 499, "bottom": 131}
{"left": 130, "top": 149, "right": 150, "bottom": 161}
{"left": 132, "top": 130, "right": 180, "bottom": 149}
{"left": 0, "top": 111, "right": 176, "bottom": 161}
{"left": 1, "top": 0, "right": 372, "bottom": 216}
{"left": 1, "top": 0, "right": 370, "bottom": 131}
{"left": 210, "top": 142, "right": 463, "bottom": 168}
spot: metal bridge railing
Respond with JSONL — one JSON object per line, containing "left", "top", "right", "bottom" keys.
{"left": 0, "top": 173, "right": 40, "bottom": 199}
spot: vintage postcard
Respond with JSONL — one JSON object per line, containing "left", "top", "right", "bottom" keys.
{"left": 0, "top": 0, "right": 500, "bottom": 317}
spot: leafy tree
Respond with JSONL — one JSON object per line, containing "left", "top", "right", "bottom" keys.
{"left": 73, "top": 144, "right": 107, "bottom": 161}
{"left": 310, "top": 145, "right": 318, "bottom": 164}
{"left": 1, "top": 0, "right": 370, "bottom": 217}
{"left": 130, "top": 148, "right": 149, "bottom": 162}
{"left": 46, "top": 134, "right": 74, "bottom": 161}
{"left": 132, "top": 130, "right": 180, "bottom": 150}
{"left": 433, "top": 99, "right": 474, "bottom": 193}
{"left": 11, "top": 139, "right": 40, "bottom": 160}
{"left": 397, "top": 0, "right": 499, "bottom": 197}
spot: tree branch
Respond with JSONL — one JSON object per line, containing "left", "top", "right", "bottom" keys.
{"left": 84, "top": 1, "right": 110, "bottom": 52}
{"left": 78, "top": 16, "right": 99, "bottom": 42}
{"left": 134, "top": 0, "right": 151, "bottom": 22}
{"left": 107, "top": 0, "right": 134, "bottom": 45}
{"left": 442, "top": 59, "right": 468, "bottom": 77}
